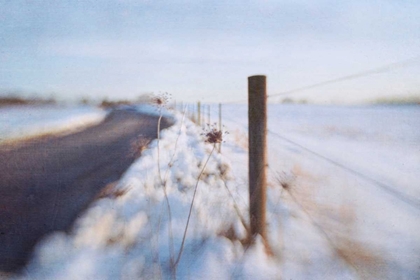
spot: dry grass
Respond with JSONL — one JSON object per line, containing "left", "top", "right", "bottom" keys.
{"left": 129, "top": 137, "right": 150, "bottom": 158}
{"left": 217, "top": 224, "right": 276, "bottom": 256}
{"left": 96, "top": 181, "right": 129, "bottom": 200}
{"left": 218, "top": 224, "right": 243, "bottom": 243}
{"left": 335, "top": 238, "right": 387, "bottom": 279}
{"left": 272, "top": 163, "right": 387, "bottom": 278}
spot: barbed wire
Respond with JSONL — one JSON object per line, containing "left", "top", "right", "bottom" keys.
{"left": 214, "top": 111, "right": 420, "bottom": 211}
{"left": 222, "top": 56, "right": 420, "bottom": 104}
{"left": 267, "top": 129, "right": 420, "bottom": 211}
{"left": 268, "top": 56, "right": 420, "bottom": 98}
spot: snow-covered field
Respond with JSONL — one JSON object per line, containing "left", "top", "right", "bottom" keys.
{"left": 219, "top": 104, "right": 420, "bottom": 279}
{"left": 7, "top": 104, "right": 420, "bottom": 279}
{"left": 0, "top": 105, "right": 107, "bottom": 144}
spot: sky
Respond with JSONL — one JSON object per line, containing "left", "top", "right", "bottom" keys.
{"left": 1, "top": 0, "right": 419, "bottom": 104}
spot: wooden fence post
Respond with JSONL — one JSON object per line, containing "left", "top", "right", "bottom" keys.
{"left": 207, "top": 104, "right": 211, "bottom": 125}
{"left": 201, "top": 103, "right": 204, "bottom": 127}
{"left": 248, "top": 75, "right": 267, "bottom": 241}
{"left": 218, "top": 103, "right": 222, "bottom": 153}
{"left": 197, "top": 101, "right": 201, "bottom": 126}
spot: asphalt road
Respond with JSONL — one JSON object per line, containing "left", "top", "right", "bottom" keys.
{"left": 0, "top": 109, "right": 171, "bottom": 273}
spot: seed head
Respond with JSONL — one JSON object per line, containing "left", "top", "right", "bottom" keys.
{"left": 201, "top": 123, "right": 228, "bottom": 144}
{"left": 150, "top": 92, "right": 171, "bottom": 108}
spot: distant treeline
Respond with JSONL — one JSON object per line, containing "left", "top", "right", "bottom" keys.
{"left": 99, "top": 94, "right": 152, "bottom": 108}
{"left": 99, "top": 99, "right": 133, "bottom": 108}
{"left": 0, "top": 96, "right": 56, "bottom": 106}
{"left": 372, "top": 95, "right": 420, "bottom": 105}
{"left": 0, "top": 93, "right": 152, "bottom": 108}
{"left": 0, "top": 92, "right": 168, "bottom": 108}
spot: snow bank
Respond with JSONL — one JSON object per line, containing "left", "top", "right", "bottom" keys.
{"left": 16, "top": 110, "right": 269, "bottom": 280}
{"left": 0, "top": 105, "right": 107, "bottom": 144}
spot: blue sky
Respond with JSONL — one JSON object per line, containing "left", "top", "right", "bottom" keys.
{"left": 1, "top": 0, "right": 419, "bottom": 103}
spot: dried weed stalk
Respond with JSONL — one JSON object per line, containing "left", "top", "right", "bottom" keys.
{"left": 173, "top": 124, "right": 226, "bottom": 269}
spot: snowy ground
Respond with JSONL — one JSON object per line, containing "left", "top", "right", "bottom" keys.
{"left": 6, "top": 104, "right": 420, "bottom": 279}
{"left": 0, "top": 105, "right": 107, "bottom": 144}
{"left": 219, "top": 104, "right": 420, "bottom": 279}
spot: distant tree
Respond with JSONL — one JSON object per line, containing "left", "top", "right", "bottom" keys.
{"left": 281, "top": 98, "right": 294, "bottom": 104}
{"left": 80, "top": 97, "right": 90, "bottom": 105}
{"left": 0, "top": 97, "right": 27, "bottom": 106}
{"left": 100, "top": 98, "right": 132, "bottom": 108}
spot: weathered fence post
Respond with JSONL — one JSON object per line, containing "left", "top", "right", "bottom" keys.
{"left": 218, "top": 103, "right": 222, "bottom": 153}
{"left": 199, "top": 102, "right": 201, "bottom": 125}
{"left": 248, "top": 75, "right": 267, "bottom": 242}
{"left": 207, "top": 104, "right": 211, "bottom": 125}
{"left": 201, "top": 103, "right": 205, "bottom": 127}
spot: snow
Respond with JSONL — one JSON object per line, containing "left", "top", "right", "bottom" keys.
{"left": 0, "top": 105, "right": 107, "bottom": 144}
{"left": 219, "top": 104, "right": 420, "bottom": 279}
{"left": 135, "top": 104, "right": 173, "bottom": 118}
{"left": 6, "top": 104, "right": 420, "bottom": 279}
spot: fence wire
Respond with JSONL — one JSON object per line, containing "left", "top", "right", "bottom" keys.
{"left": 215, "top": 110, "right": 420, "bottom": 211}
{"left": 223, "top": 56, "right": 420, "bottom": 104}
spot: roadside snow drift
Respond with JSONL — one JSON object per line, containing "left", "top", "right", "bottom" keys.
{"left": 16, "top": 110, "right": 257, "bottom": 280}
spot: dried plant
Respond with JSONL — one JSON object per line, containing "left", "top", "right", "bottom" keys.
{"left": 201, "top": 123, "right": 228, "bottom": 144}
{"left": 173, "top": 123, "right": 227, "bottom": 270}
{"left": 149, "top": 92, "right": 176, "bottom": 276}
{"left": 129, "top": 137, "right": 151, "bottom": 158}
{"left": 150, "top": 92, "right": 171, "bottom": 111}
{"left": 173, "top": 143, "right": 217, "bottom": 269}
